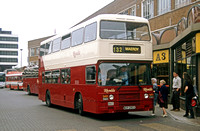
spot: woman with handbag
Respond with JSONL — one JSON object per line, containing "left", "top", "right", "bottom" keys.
{"left": 183, "top": 72, "right": 195, "bottom": 119}
{"left": 158, "top": 80, "right": 169, "bottom": 117}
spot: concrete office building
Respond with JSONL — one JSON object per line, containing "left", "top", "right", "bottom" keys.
{"left": 0, "top": 28, "right": 18, "bottom": 72}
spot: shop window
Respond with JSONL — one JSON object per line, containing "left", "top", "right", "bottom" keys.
{"left": 152, "top": 63, "right": 169, "bottom": 85}
{"left": 86, "top": 66, "right": 96, "bottom": 84}
{"left": 61, "top": 68, "right": 71, "bottom": 84}
{"left": 174, "top": 39, "right": 197, "bottom": 97}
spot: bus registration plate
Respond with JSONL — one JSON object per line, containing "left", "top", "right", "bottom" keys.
{"left": 123, "top": 106, "right": 136, "bottom": 110}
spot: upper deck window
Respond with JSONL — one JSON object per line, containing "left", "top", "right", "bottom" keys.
{"left": 100, "top": 21, "right": 150, "bottom": 41}
{"left": 52, "top": 37, "right": 61, "bottom": 52}
{"left": 61, "top": 34, "right": 71, "bottom": 50}
{"left": 72, "top": 28, "right": 84, "bottom": 46}
{"left": 84, "top": 22, "right": 97, "bottom": 43}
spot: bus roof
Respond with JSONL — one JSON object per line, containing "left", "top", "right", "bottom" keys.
{"left": 6, "top": 71, "right": 23, "bottom": 77}
{"left": 40, "top": 14, "right": 149, "bottom": 46}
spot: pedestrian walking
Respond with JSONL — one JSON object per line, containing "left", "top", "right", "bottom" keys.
{"left": 151, "top": 78, "right": 158, "bottom": 116}
{"left": 183, "top": 72, "right": 195, "bottom": 119}
{"left": 171, "top": 72, "right": 181, "bottom": 111}
{"left": 158, "top": 80, "right": 168, "bottom": 117}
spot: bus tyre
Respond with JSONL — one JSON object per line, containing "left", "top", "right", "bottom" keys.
{"left": 46, "top": 91, "right": 52, "bottom": 107}
{"left": 10, "top": 85, "right": 13, "bottom": 90}
{"left": 77, "top": 94, "right": 84, "bottom": 116}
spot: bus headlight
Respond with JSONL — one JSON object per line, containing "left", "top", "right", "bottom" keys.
{"left": 109, "top": 94, "right": 114, "bottom": 100}
{"left": 144, "top": 93, "right": 148, "bottom": 99}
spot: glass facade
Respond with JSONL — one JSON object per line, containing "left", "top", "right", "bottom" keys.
{"left": 174, "top": 38, "right": 197, "bottom": 97}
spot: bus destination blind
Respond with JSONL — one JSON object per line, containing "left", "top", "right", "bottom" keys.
{"left": 113, "top": 45, "right": 141, "bottom": 54}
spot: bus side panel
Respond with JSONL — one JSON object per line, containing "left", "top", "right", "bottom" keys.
{"left": 71, "top": 66, "right": 98, "bottom": 113}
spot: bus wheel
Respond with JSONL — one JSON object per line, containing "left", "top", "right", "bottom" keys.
{"left": 46, "top": 91, "right": 52, "bottom": 107}
{"left": 27, "top": 86, "right": 31, "bottom": 95}
{"left": 77, "top": 94, "right": 84, "bottom": 115}
{"left": 9, "top": 85, "right": 13, "bottom": 90}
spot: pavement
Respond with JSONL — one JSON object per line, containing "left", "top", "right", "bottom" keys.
{"left": 165, "top": 104, "right": 200, "bottom": 126}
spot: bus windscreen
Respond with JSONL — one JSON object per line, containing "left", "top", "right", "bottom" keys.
{"left": 100, "top": 21, "right": 150, "bottom": 41}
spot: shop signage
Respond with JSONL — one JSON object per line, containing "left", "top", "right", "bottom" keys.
{"left": 196, "top": 33, "right": 200, "bottom": 53}
{"left": 153, "top": 50, "right": 169, "bottom": 64}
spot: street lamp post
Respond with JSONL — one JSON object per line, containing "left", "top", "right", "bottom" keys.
{"left": 20, "top": 49, "right": 23, "bottom": 67}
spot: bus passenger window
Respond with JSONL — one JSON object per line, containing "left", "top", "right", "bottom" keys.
{"left": 86, "top": 66, "right": 96, "bottom": 84}
{"left": 45, "top": 71, "right": 51, "bottom": 83}
{"left": 52, "top": 70, "right": 60, "bottom": 84}
{"left": 52, "top": 37, "right": 61, "bottom": 53}
{"left": 84, "top": 22, "right": 97, "bottom": 43}
{"left": 42, "top": 72, "right": 45, "bottom": 83}
{"left": 61, "top": 68, "right": 71, "bottom": 84}
{"left": 61, "top": 34, "right": 71, "bottom": 49}
{"left": 48, "top": 41, "right": 53, "bottom": 54}
{"left": 45, "top": 42, "right": 50, "bottom": 55}
{"left": 72, "top": 28, "right": 84, "bottom": 46}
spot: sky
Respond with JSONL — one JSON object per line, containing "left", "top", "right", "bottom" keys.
{"left": 0, "top": 0, "right": 114, "bottom": 67}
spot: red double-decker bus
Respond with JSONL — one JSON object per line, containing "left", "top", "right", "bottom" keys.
{"left": 38, "top": 14, "right": 153, "bottom": 115}
{"left": 23, "top": 66, "right": 39, "bottom": 95}
{"left": 5, "top": 71, "right": 23, "bottom": 90}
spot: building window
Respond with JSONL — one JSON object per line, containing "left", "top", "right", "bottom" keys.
{"left": 175, "top": 0, "right": 191, "bottom": 9}
{"left": 0, "top": 36, "right": 18, "bottom": 42}
{"left": 0, "top": 51, "right": 18, "bottom": 56}
{"left": 35, "top": 47, "right": 39, "bottom": 56}
{"left": 157, "top": 0, "right": 171, "bottom": 15}
{"left": 131, "top": 5, "right": 136, "bottom": 16}
{"left": 0, "top": 43, "right": 18, "bottom": 49}
{"left": 30, "top": 48, "right": 35, "bottom": 56}
{"left": 119, "top": 10, "right": 129, "bottom": 15}
{"left": 0, "top": 58, "right": 18, "bottom": 63}
{"left": 142, "top": 0, "right": 154, "bottom": 19}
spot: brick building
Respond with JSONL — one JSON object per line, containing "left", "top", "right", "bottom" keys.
{"left": 28, "top": 36, "right": 54, "bottom": 66}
